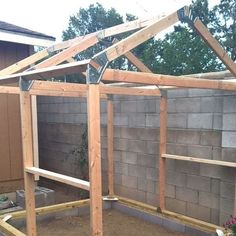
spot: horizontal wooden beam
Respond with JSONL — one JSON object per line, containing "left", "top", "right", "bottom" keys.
{"left": 1, "top": 199, "right": 90, "bottom": 220}
{"left": 0, "top": 219, "right": 25, "bottom": 236}
{"left": 102, "top": 69, "right": 236, "bottom": 90}
{"left": 25, "top": 167, "right": 90, "bottom": 191}
{"left": 100, "top": 85, "right": 161, "bottom": 96}
{"left": 116, "top": 195, "right": 224, "bottom": 232}
{"left": 193, "top": 19, "right": 236, "bottom": 77}
{"left": 0, "top": 86, "right": 20, "bottom": 94}
{"left": 0, "top": 60, "right": 89, "bottom": 85}
{"left": 163, "top": 154, "right": 236, "bottom": 168}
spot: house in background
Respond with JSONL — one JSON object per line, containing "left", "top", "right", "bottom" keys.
{"left": 0, "top": 20, "right": 55, "bottom": 193}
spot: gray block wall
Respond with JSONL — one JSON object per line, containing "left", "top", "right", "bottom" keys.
{"left": 37, "top": 87, "right": 236, "bottom": 226}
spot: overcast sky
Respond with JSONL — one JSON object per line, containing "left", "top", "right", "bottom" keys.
{"left": 0, "top": 0, "right": 219, "bottom": 42}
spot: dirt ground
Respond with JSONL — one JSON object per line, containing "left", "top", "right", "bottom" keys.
{"left": 20, "top": 209, "right": 190, "bottom": 236}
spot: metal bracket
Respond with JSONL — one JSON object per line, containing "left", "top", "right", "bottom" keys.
{"left": 87, "top": 52, "right": 109, "bottom": 84}
{"left": 177, "top": 6, "right": 194, "bottom": 28}
{"left": 160, "top": 89, "right": 167, "bottom": 98}
{"left": 19, "top": 77, "right": 34, "bottom": 91}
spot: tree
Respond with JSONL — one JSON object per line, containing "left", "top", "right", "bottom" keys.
{"left": 210, "top": 0, "right": 236, "bottom": 61}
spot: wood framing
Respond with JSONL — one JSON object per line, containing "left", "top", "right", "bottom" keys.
{"left": 107, "top": 96, "right": 114, "bottom": 196}
{"left": 25, "top": 167, "right": 90, "bottom": 190}
{"left": 0, "top": 219, "right": 25, "bottom": 236}
{"left": 19, "top": 91, "right": 36, "bottom": 236}
{"left": 87, "top": 85, "right": 103, "bottom": 236}
{"left": 159, "top": 91, "right": 167, "bottom": 210}
{"left": 163, "top": 154, "right": 236, "bottom": 168}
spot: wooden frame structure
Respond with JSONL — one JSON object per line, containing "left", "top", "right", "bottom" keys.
{"left": 0, "top": 5, "right": 236, "bottom": 236}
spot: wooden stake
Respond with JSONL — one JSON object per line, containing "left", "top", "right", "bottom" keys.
{"left": 87, "top": 84, "right": 103, "bottom": 236}
{"left": 107, "top": 96, "right": 114, "bottom": 196}
{"left": 159, "top": 91, "right": 167, "bottom": 210}
{"left": 20, "top": 91, "right": 36, "bottom": 236}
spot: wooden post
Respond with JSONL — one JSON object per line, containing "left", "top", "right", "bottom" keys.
{"left": 31, "top": 95, "right": 39, "bottom": 181}
{"left": 87, "top": 84, "right": 103, "bottom": 236}
{"left": 159, "top": 90, "right": 167, "bottom": 210}
{"left": 20, "top": 91, "right": 36, "bottom": 236}
{"left": 107, "top": 96, "right": 114, "bottom": 196}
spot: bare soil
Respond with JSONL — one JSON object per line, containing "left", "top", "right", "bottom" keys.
{"left": 20, "top": 209, "right": 190, "bottom": 236}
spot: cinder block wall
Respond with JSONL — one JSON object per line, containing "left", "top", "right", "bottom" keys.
{"left": 38, "top": 88, "right": 236, "bottom": 225}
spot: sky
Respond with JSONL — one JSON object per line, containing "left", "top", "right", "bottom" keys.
{"left": 0, "top": 0, "right": 219, "bottom": 42}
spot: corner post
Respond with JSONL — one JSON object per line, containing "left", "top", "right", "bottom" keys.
{"left": 107, "top": 95, "right": 114, "bottom": 196}
{"left": 159, "top": 90, "right": 167, "bottom": 210}
{"left": 87, "top": 84, "right": 103, "bottom": 236}
{"left": 19, "top": 77, "right": 36, "bottom": 236}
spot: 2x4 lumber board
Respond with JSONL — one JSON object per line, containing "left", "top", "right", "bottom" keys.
{"left": 93, "top": 11, "right": 179, "bottom": 62}
{"left": 113, "top": 38, "right": 152, "bottom": 73}
{"left": 107, "top": 97, "right": 114, "bottom": 196}
{"left": 163, "top": 154, "right": 236, "bottom": 168}
{"left": 25, "top": 167, "right": 90, "bottom": 191}
{"left": 0, "top": 59, "right": 89, "bottom": 85}
{"left": 0, "top": 86, "right": 19, "bottom": 94}
{"left": 193, "top": 19, "right": 236, "bottom": 77}
{"left": 100, "top": 85, "right": 161, "bottom": 96}
{"left": 31, "top": 95, "right": 39, "bottom": 181}
{"left": 116, "top": 195, "right": 224, "bottom": 233}
{"left": 87, "top": 85, "right": 103, "bottom": 236}
{"left": 1, "top": 199, "right": 90, "bottom": 220}
{"left": 0, "top": 219, "right": 25, "bottom": 236}
{"left": 102, "top": 69, "right": 236, "bottom": 90}
{"left": 35, "top": 35, "right": 99, "bottom": 69}
{"left": 159, "top": 93, "right": 167, "bottom": 210}
{"left": 19, "top": 91, "right": 36, "bottom": 236}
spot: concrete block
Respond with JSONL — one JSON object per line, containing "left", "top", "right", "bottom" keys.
{"left": 200, "top": 131, "right": 221, "bottom": 147}
{"left": 199, "top": 191, "right": 220, "bottom": 209}
{"left": 167, "top": 89, "right": 188, "bottom": 98}
{"left": 114, "top": 113, "right": 129, "bottom": 126}
{"left": 121, "top": 101, "right": 137, "bottom": 113}
{"left": 137, "top": 99, "right": 157, "bottom": 113}
{"left": 167, "top": 171, "right": 186, "bottom": 187}
{"left": 166, "top": 184, "right": 175, "bottom": 198}
{"left": 212, "top": 147, "right": 222, "bottom": 160}
{"left": 187, "top": 145, "right": 212, "bottom": 159}
{"left": 166, "top": 197, "right": 186, "bottom": 215}
{"left": 114, "top": 151, "right": 122, "bottom": 162}
{"left": 220, "top": 181, "right": 235, "bottom": 199}
{"left": 220, "top": 197, "right": 234, "bottom": 214}
{"left": 188, "top": 113, "right": 213, "bottom": 129}
{"left": 127, "top": 139, "right": 146, "bottom": 153}
{"left": 187, "top": 175, "right": 211, "bottom": 192}
{"left": 137, "top": 178, "right": 147, "bottom": 192}
{"left": 146, "top": 192, "right": 159, "bottom": 205}
{"left": 113, "top": 100, "right": 121, "bottom": 113}
{"left": 175, "top": 160, "right": 200, "bottom": 175}
{"left": 223, "top": 96, "right": 236, "bottom": 112}
{"left": 200, "top": 97, "right": 222, "bottom": 113}
{"left": 114, "top": 138, "right": 129, "bottom": 151}
{"left": 187, "top": 202, "right": 211, "bottom": 222}
{"left": 137, "top": 154, "right": 156, "bottom": 168}
{"left": 146, "top": 167, "right": 158, "bottom": 181}
{"left": 168, "top": 113, "right": 187, "bottom": 128}
{"left": 211, "top": 178, "right": 220, "bottom": 195}
{"left": 222, "top": 148, "right": 236, "bottom": 162}
{"left": 188, "top": 89, "right": 214, "bottom": 97}
{"left": 146, "top": 141, "right": 159, "bottom": 155}
{"left": 222, "top": 131, "right": 236, "bottom": 148}
{"left": 200, "top": 165, "right": 223, "bottom": 179}
{"left": 213, "top": 113, "right": 222, "bottom": 130}
{"left": 175, "top": 97, "right": 201, "bottom": 113}
{"left": 147, "top": 180, "right": 157, "bottom": 193}
{"left": 122, "top": 151, "right": 137, "bottom": 164}
{"left": 128, "top": 113, "right": 146, "bottom": 127}
{"left": 172, "top": 130, "right": 201, "bottom": 145}
{"left": 114, "top": 162, "right": 128, "bottom": 175}
{"left": 167, "top": 99, "right": 176, "bottom": 113}
{"left": 167, "top": 143, "right": 188, "bottom": 156}
{"left": 223, "top": 114, "right": 236, "bottom": 131}
{"left": 121, "top": 175, "right": 138, "bottom": 188}
{"left": 145, "top": 114, "right": 160, "bottom": 127}
{"left": 128, "top": 165, "right": 146, "bottom": 178}
{"left": 211, "top": 208, "right": 220, "bottom": 225}
{"left": 176, "top": 187, "right": 198, "bottom": 203}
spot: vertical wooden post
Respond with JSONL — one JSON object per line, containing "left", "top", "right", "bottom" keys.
{"left": 31, "top": 95, "right": 39, "bottom": 181}
{"left": 87, "top": 84, "right": 103, "bottom": 236}
{"left": 20, "top": 91, "right": 36, "bottom": 236}
{"left": 107, "top": 96, "right": 114, "bottom": 196}
{"left": 159, "top": 90, "right": 167, "bottom": 210}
